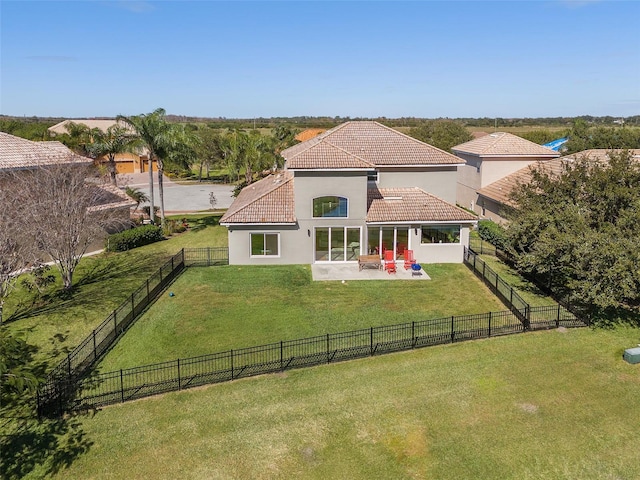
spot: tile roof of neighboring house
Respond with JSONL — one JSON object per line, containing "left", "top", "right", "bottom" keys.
{"left": 366, "top": 187, "right": 477, "bottom": 223}
{"left": 48, "top": 119, "right": 126, "bottom": 135}
{"left": 0, "top": 132, "right": 92, "bottom": 171}
{"left": 220, "top": 171, "right": 295, "bottom": 224}
{"left": 478, "top": 149, "right": 640, "bottom": 206}
{"left": 452, "top": 132, "right": 560, "bottom": 158}
{"left": 295, "top": 128, "right": 326, "bottom": 142}
{"left": 87, "top": 181, "right": 138, "bottom": 212}
{"left": 283, "top": 121, "right": 462, "bottom": 170}
{"left": 472, "top": 131, "right": 490, "bottom": 139}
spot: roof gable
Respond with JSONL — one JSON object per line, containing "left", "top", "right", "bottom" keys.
{"left": 452, "top": 132, "right": 560, "bottom": 157}
{"left": 283, "top": 121, "right": 462, "bottom": 170}
{"left": 220, "top": 172, "right": 295, "bottom": 224}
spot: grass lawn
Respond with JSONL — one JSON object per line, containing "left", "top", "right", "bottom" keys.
{"left": 4, "top": 222, "right": 227, "bottom": 369}
{"left": 478, "top": 254, "right": 556, "bottom": 307}
{"left": 98, "top": 264, "right": 505, "bottom": 371}
{"left": 33, "top": 325, "right": 640, "bottom": 480}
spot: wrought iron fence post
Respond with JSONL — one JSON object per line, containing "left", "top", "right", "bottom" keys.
{"left": 280, "top": 341, "right": 284, "bottom": 371}
{"left": 326, "top": 334, "right": 330, "bottom": 363}
{"left": 488, "top": 312, "right": 492, "bottom": 337}
{"left": 177, "top": 359, "right": 181, "bottom": 390}
{"left": 370, "top": 327, "right": 374, "bottom": 355}
{"left": 482, "top": 261, "right": 486, "bottom": 278}
{"left": 230, "top": 350, "right": 234, "bottom": 379}
{"left": 510, "top": 287, "right": 513, "bottom": 305}
{"left": 556, "top": 304, "right": 561, "bottom": 327}
{"left": 411, "top": 321, "right": 415, "bottom": 348}
{"left": 450, "top": 316, "right": 455, "bottom": 343}
{"left": 120, "top": 369, "right": 124, "bottom": 403}
{"left": 207, "top": 248, "right": 211, "bottom": 266}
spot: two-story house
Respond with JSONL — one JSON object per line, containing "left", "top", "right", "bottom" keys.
{"left": 453, "top": 132, "right": 559, "bottom": 220}
{"left": 220, "top": 121, "right": 477, "bottom": 266}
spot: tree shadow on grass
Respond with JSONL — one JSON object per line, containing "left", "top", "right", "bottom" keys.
{"left": 0, "top": 411, "right": 94, "bottom": 480}
{"left": 5, "top": 251, "right": 167, "bottom": 324}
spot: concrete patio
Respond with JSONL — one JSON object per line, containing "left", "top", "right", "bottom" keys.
{"left": 311, "top": 263, "right": 431, "bottom": 281}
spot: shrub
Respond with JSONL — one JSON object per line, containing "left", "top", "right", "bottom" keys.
{"left": 477, "top": 220, "right": 508, "bottom": 250}
{"left": 105, "top": 225, "right": 163, "bottom": 252}
{"left": 162, "top": 220, "right": 187, "bottom": 237}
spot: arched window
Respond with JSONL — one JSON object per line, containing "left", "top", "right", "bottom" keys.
{"left": 313, "top": 196, "right": 348, "bottom": 218}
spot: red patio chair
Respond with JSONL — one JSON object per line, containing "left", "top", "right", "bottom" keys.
{"left": 384, "top": 250, "right": 396, "bottom": 274}
{"left": 404, "top": 249, "right": 416, "bottom": 269}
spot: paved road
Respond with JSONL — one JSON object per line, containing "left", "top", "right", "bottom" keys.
{"left": 118, "top": 173, "right": 235, "bottom": 213}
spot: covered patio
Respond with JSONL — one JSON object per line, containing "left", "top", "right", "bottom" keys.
{"left": 311, "top": 263, "right": 431, "bottom": 281}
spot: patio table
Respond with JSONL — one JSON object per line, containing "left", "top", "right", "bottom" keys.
{"left": 358, "top": 254, "right": 382, "bottom": 271}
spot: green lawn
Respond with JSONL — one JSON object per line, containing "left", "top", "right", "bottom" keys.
{"left": 97, "top": 264, "right": 505, "bottom": 371}
{"left": 4, "top": 222, "right": 227, "bottom": 369}
{"left": 478, "top": 255, "right": 556, "bottom": 307}
{"left": 29, "top": 325, "right": 640, "bottom": 480}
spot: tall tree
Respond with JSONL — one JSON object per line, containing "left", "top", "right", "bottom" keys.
{"left": 118, "top": 108, "right": 180, "bottom": 226}
{"left": 7, "top": 163, "right": 128, "bottom": 290}
{"left": 0, "top": 178, "right": 35, "bottom": 324}
{"left": 408, "top": 120, "right": 472, "bottom": 152}
{"left": 194, "top": 127, "right": 225, "bottom": 181}
{"left": 86, "top": 124, "right": 140, "bottom": 186}
{"left": 507, "top": 150, "right": 640, "bottom": 323}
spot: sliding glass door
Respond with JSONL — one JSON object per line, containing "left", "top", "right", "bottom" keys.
{"left": 367, "top": 226, "right": 410, "bottom": 260}
{"left": 315, "top": 227, "right": 361, "bottom": 262}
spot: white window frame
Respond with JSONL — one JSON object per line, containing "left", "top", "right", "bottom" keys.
{"left": 420, "top": 225, "right": 461, "bottom": 245}
{"left": 312, "top": 196, "right": 349, "bottom": 218}
{"left": 249, "top": 232, "right": 281, "bottom": 258}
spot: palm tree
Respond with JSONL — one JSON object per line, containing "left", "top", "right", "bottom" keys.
{"left": 62, "top": 121, "right": 96, "bottom": 156}
{"left": 117, "top": 108, "right": 179, "bottom": 226}
{"left": 87, "top": 124, "right": 140, "bottom": 186}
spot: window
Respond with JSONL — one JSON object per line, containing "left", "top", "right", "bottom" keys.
{"left": 421, "top": 226, "right": 460, "bottom": 244}
{"left": 313, "top": 196, "right": 348, "bottom": 218}
{"left": 367, "top": 170, "right": 379, "bottom": 183}
{"left": 250, "top": 233, "right": 279, "bottom": 256}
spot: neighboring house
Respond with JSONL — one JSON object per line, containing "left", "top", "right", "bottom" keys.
{"left": 48, "top": 119, "right": 154, "bottom": 174}
{"left": 221, "top": 121, "right": 477, "bottom": 266}
{"left": 0, "top": 131, "right": 136, "bottom": 228}
{"left": 476, "top": 149, "right": 640, "bottom": 224}
{"left": 453, "top": 132, "right": 559, "bottom": 217}
{"left": 294, "top": 128, "right": 326, "bottom": 142}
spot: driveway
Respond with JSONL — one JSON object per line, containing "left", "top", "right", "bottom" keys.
{"left": 119, "top": 173, "right": 235, "bottom": 213}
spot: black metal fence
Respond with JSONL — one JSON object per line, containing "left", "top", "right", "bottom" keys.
{"left": 463, "top": 247, "right": 535, "bottom": 327}
{"left": 45, "top": 306, "right": 584, "bottom": 413}
{"left": 37, "top": 247, "right": 229, "bottom": 417}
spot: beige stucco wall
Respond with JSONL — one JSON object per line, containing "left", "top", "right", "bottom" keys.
{"left": 376, "top": 167, "right": 458, "bottom": 203}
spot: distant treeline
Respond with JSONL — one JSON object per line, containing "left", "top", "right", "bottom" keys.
{"left": 2, "top": 114, "right": 638, "bottom": 139}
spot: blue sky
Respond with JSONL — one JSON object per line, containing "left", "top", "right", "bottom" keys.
{"left": 1, "top": 0, "right": 638, "bottom": 118}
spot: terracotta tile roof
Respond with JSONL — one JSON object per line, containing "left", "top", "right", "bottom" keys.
{"left": 220, "top": 171, "right": 295, "bottom": 224}
{"left": 478, "top": 149, "right": 640, "bottom": 205}
{"left": 283, "top": 121, "right": 462, "bottom": 170}
{"left": 295, "top": 128, "right": 326, "bottom": 142}
{"left": 0, "top": 132, "right": 92, "bottom": 171}
{"left": 452, "top": 132, "right": 560, "bottom": 157}
{"left": 286, "top": 141, "right": 374, "bottom": 169}
{"left": 366, "top": 187, "right": 477, "bottom": 223}
{"left": 87, "top": 181, "right": 137, "bottom": 212}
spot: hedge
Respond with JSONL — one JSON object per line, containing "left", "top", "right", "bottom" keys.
{"left": 105, "top": 225, "right": 164, "bottom": 252}
{"left": 477, "top": 220, "right": 508, "bottom": 250}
